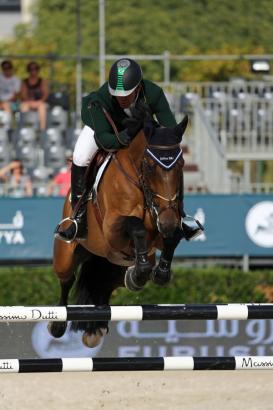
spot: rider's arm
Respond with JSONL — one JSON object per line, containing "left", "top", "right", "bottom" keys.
{"left": 81, "top": 97, "right": 130, "bottom": 150}
{"left": 144, "top": 80, "right": 177, "bottom": 127}
{"left": 153, "top": 88, "right": 177, "bottom": 127}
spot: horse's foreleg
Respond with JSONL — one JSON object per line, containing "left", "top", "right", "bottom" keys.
{"left": 123, "top": 216, "right": 152, "bottom": 291}
{"left": 48, "top": 238, "right": 78, "bottom": 338}
{"left": 47, "top": 275, "right": 76, "bottom": 338}
{"left": 151, "top": 228, "right": 183, "bottom": 286}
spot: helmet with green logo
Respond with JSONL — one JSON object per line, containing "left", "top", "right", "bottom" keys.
{"left": 108, "top": 58, "right": 143, "bottom": 97}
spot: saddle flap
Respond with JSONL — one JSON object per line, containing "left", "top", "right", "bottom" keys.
{"left": 85, "top": 152, "right": 112, "bottom": 200}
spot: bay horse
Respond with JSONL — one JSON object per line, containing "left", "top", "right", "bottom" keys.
{"left": 49, "top": 112, "right": 188, "bottom": 348}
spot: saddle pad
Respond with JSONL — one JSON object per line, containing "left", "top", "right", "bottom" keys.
{"left": 92, "top": 154, "right": 112, "bottom": 199}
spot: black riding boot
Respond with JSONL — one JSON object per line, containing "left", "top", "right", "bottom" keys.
{"left": 182, "top": 215, "right": 204, "bottom": 241}
{"left": 180, "top": 173, "right": 204, "bottom": 241}
{"left": 56, "top": 163, "right": 88, "bottom": 242}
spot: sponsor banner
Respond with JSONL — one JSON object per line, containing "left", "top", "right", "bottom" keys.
{"left": 0, "top": 198, "right": 62, "bottom": 259}
{"left": 0, "top": 320, "right": 273, "bottom": 359}
{"left": 177, "top": 194, "right": 273, "bottom": 256}
{"left": 0, "top": 195, "right": 273, "bottom": 259}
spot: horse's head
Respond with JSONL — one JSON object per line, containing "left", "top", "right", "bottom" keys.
{"left": 141, "top": 115, "right": 188, "bottom": 238}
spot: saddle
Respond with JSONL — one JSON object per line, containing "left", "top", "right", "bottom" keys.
{"left": 85, "top": 150, "right": 109, "bottom": 192}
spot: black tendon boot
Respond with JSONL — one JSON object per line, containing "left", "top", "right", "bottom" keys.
{"left": 55, "top": 163, "right": 88, "bottom": 242}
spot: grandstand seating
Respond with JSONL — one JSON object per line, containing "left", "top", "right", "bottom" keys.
{"left": 47, "top": 106, "right": 68, "bottom": 131}
{"left": 0, "top": 79, "right": 273, "bottom": 196}
{"left": 0, "top": 130, "right": 10, "bottom": 168}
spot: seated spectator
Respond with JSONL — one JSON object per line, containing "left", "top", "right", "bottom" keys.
{"left": 20, "top": 62, "right": 49, "bottom": 130}
{"left": 0, "top": 159, "right": 33, "bottom": 197}
{"left": 47, "top": 158, "right": 71, "bottom": 196}
{"left": 0, "top": 60, "right": 21, "bottom": 125}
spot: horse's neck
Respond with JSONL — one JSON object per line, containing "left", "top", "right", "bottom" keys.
{"left": 125, "top": 130, "right": 146, "bottom": 167}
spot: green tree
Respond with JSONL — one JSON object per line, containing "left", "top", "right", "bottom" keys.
{"left": 2, "top": 0, "right": 273, "bottom": 87}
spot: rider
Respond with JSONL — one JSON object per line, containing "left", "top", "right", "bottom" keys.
{"left": 58, "top": 58, "right": 202, "bottom": 241}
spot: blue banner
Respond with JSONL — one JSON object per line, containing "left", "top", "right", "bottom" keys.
{"left": 0, "top": 195, "right": 272, "bottom": 260}
{"left": 178, "top": 194, "right": 273, "bottom": 256}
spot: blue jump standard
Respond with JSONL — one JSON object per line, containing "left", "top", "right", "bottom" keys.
{"left": 0, "top": 304, "right": 273, "bottom": 322}
{"left": 1, "top": 357, "right": 273, "bottom": 372}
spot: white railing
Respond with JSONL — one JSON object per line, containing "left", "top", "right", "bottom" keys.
{"left": 163, "top": 81, "right": 273, "bottom": 160}
{"left": 202, "top": 96, "right": 273, "bottom": 159}
{"left": 190, "top": 97, "right": 231, "bottom": 193}
{"left": 163, "top": 80, "right": 273, "bottom": 100}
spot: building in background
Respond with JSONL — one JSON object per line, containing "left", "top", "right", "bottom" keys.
{"left": 0, "top": 0, "right": 35, "bottom": 39}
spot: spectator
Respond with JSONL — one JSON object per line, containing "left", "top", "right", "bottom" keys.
{"left": 0, "top": 60, "right": 21, "bottom": 124}
{"left": 47, "top": 158, "right": 71, "bottom": 196}
{"left": 20, "top": 62, "right": 49, "bottom": 130}
{"left": 0, "top": 159, "right": 33, "bottom": 197}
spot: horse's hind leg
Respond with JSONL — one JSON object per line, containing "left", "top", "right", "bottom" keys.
{"left": 71, "top": 254, "right": 125, "bottom": 348}
{"left": 123, "top": 216, "right": 152, "bottom": 291}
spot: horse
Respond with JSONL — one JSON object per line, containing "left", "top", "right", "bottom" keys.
{"left": 48, "top": 111, "right": 188, "bottom": 348}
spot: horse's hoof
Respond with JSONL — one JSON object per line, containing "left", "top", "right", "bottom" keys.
{"left": 151, "top": 261, "right": 172, "bottom": 286}
{"left": 124, "top": 266, "right": 145, "bottom": 292}
{"left": 47, "top": 321, "right": 67, "bottom": 338}
{"left": 82, "top": 328, "right": 107, "bottom": 348}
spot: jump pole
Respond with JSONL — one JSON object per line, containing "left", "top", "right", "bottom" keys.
{"left": 1, "top": 357, "right": 273, "bottom": 373}
{"left": 0, "top": 303, "right": 273, "bottom": 322}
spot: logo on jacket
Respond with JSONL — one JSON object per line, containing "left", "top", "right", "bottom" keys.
{"left": 245, "top": 201, "right": 273, "bottom": 247}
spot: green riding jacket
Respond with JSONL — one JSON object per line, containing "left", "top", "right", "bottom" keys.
{"left": 81, "top": 79, "right": 177, "bottom": 150}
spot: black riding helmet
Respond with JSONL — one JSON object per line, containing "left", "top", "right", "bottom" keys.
{"left": 108, "top": 58, "right": 143, "bottom": 97}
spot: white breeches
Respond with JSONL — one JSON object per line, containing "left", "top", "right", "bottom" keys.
{"left": 73, "top": 125, "right": 99, "bottom": 167}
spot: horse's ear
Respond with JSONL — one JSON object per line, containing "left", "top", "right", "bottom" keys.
{"left": 174, "top": 115, "right": 188, "bottom": 141}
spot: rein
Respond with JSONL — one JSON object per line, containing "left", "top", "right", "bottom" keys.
{"left": 100, "top": 105, "right": 182, "bottom": 228}
{"left": 113, "top": 144, "right": 182, "bottom": 227}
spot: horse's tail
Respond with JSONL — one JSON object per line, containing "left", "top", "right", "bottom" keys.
{"left": 71, "top": 253, "right": 125, "bottom": 333}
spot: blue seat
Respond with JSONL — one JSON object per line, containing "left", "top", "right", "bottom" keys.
{"left": 41, "top": 128, "right": 63, "bottom": 148}
{"left": 19, "top": 110, "right": 40, "bottom": 130}
{"left": 16, "top": 144, "right": 39, "bottom": 170}
{"left": 15, "top": 127, "right": 36, "bottom": 148}
{"left": 47, "top": 106, "right": 68, "bottom": 131}
{"left": 44, "top": 145, "right": 66, "bottom": 170}
{"left": 66, "top": 127, "right": 81, "bottom": 150}
{"left": 0, "top": 140, "right": 10, "bottom": 167}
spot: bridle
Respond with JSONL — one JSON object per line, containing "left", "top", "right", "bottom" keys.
{"left": 140, "top": 143, "right": 183, "bottom": 230}
{"left": 99, "top": 105, "right": 183, "bottom": 231}
{"left": 113, "top": 143, "right": 184, "bottom": 231}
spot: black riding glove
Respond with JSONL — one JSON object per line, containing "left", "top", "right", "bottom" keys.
{"left": 123, "top": 117, "right": 143, "bottom": 138}
{"left": 122, "top": 100, "right": 152, "bottom": 138}
{"left": 120, "top": 129, "right": 134, "bottom": 145}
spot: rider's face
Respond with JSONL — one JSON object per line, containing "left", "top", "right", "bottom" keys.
{"left": 116, "top": 88, "right": 138, "bottom": 109}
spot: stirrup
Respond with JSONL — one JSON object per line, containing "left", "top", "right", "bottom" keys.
{"left": 181, "top": 215, "right": 204, "bottom": 241}
{"left": 54, "top": 217, "right": 78, "bottom": 243}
